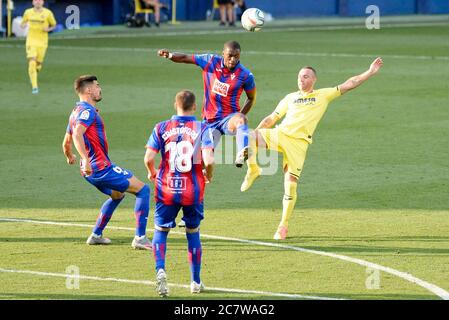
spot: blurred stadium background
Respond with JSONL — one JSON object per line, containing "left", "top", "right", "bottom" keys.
{"left": 1, "top": 0, "right": 449, "bottom": 34}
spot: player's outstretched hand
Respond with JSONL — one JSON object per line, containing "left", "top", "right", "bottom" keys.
{"left": 66, "top": 154, "right": 77, "bottom": 165}
{"left": 369, "top": 57, "right": 383, "bottom": 74}
{"left": 158, "top": 49, "right": 170, "bottom": 58}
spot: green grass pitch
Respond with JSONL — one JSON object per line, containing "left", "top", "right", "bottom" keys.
{"left": 0, "top": 16, "right": 449, "bottom": 300}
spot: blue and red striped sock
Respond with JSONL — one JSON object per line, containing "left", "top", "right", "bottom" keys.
{"left": 134, "top": 184, "right": 150, "bottom": 237}
{"left": 92, "top": 197, "right": 123, "bottom": 236}
{"left": 186, "top": 231, "right": 202, "bottom": 283}
{"left": 152, "top": 229, "right": 168, "bottom": 272}
{"left": 236, "top": 124, "right": 249, "bottom": 154}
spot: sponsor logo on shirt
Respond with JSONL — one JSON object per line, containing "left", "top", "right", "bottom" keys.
{"left": 212, "top": 79, "right": 230, "bottom": 97}
{"left": 167, "top": 176, "right": 187, "bottom": 193}
{"left": 294, "top": 97, "right": 316, "bottom": 105}
{"left": 80, "top": 110, "right": 90, "bottom": 120}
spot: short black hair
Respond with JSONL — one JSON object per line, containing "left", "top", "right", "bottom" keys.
{"left": 224, "top": 40, "right": 241, "bottom": 52}
{"left": 302, "top": 66, "right": 317, "bottom": 76}
{"left": 74, "top": 75, "right": 98, "bottom": 94}
{"left": 175, "top": 90, "right": 196, "bottom": 111}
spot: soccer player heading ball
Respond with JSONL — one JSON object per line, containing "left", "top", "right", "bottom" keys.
{"left": 241, "top": 58, "right": 384, "bottom": 240}
{"left": 158, "top": 41, "right": 257, "bottom": 167}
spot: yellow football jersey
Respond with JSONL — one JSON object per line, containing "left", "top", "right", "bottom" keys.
{"left": 22, "top": 7, "right": 56, "bottom": 47}
{"left": 273, "top": 87, "right": 341, "bottom": 143}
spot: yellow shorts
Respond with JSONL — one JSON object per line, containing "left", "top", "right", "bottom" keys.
{"left": 26, "top": 46, "right": 48, "bottom": 63}
{"left": 258, "top": 127, "right": 309, "bottom": 179}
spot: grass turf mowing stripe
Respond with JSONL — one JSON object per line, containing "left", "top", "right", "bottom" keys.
{"left": 1, "top": 44, "right": 449, "bottom": 61}
{"left": 1, "top": 217, "right": 448, "bottom": 300}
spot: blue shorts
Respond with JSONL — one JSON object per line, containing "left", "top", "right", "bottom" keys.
{"left": 154, "top": 202, "right": 204, "bottom": 229}
{"left": 84, "top": 164, "right": 133, "bottom": 195}
{"left": 204, "top": 113, "right": 237, "bottom": 147}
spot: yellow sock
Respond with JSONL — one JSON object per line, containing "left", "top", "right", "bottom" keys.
{"left": 247, "top": 132, "right": 259, "bottom": 171}
{"left": 279, "top": 179, "right": 298, "bottom": 228}
{"left": 28, "top": 60, "right": 38, "bottom": 89}
{"left": 36, "top": 63, "right": 42, "bottom": 72}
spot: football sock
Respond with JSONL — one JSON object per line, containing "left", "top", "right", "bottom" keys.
{"left": 247, "top": 132, "right": 259, "bottom": 170}
{"left": 186, "top": 231, "right": 202, "bottom": 283}
{"left": 279, "top": 179, "right": 298, "bottom": 227}
{"left": 28, "top": 60, "right": 38, "bottom": 89}
{"left": 36, "top": 63, "right": 42, "bottom": 72}
{"left": 134, "top": 184, "right": 150, "bottom": 236}
{"left": 152, "top": 229, "right": 168, "bottom": 272}
{"left": 92, "top": 197, "right": 124, "bottom": 236}
{"left": 236, "top": 124, "right": 249, "bottom": 154}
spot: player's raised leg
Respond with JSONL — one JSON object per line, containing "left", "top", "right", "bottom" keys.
{"left": 227, "top": 112, "right": 250, "bottom": 167}
{"left": 240, "top": 130, "right": 263, "bottom": 192}
{"left": 126, "top": 176, "right": 152, "bottom": 250}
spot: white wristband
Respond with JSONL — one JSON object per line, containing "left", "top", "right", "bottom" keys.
{"left": 167, "top": 53, "right": 173, "bottom": 59}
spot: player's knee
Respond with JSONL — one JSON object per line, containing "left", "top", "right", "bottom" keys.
{"left": 234, "top": 113, "right": 247, "bottom": 125}
{"left": 186, "top": 226, "right": 200, "bottom": 233}
{"left": 155, "top": 225, "right": 170, "bottom": 232}
{"left": 111, "top": 191, "right": 125, "bottom": 200}
{"left": 136, "top": 184, "right": 150, "bottom": 198}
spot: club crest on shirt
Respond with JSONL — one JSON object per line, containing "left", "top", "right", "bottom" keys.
{"left": 212, "top": 79, "right": 230, "bottom": 97}
{"left": 80, "top": 110, "right": 90, "bottom": 120}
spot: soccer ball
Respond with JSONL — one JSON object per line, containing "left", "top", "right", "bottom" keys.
{"left": 241, "top": 8, "right": 265, "bottom": 32}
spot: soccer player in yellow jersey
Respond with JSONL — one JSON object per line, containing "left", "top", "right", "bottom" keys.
{"left": 241, "top": 57, "right": 384, "bottom": 240}
{"left": 21, "top": 0, "right": 57, "bottom": 94}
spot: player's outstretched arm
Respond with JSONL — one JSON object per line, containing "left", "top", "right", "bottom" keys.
{"left": 62, "top": 133, "right": 77, "bottom": 165}
{"left": 144, "top": 148, "right": 158, "bottom": 182}
{"left": 72, "top": 124, "right": 92, "bottom": 176}
{"left": 202, "top": 148, "right": 215, "bottom": 183}
{"left": 339, "top": 57, "right": 384, "bottom": 95}
{"left": 158, "top": 49, "right": 195, "bottom": 64}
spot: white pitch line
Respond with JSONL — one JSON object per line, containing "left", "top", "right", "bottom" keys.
{"left": 1, "top": 217, "right": 448, "bottom": 300}
{"left": 0, "top": 21, "right": 448, "bottom": 41}
{"left": 0, "top": 267, "right": 337, "bottom": 300}
{"left": 1, "top": 43, "right": 448, "bottom": 61}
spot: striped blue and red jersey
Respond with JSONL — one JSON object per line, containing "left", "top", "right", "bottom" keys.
{"left": 66, "top": 101, "right": 111, "bottom": 173}
{"left": 192, "top": 54, "right": 256, "bottom": 123}
{"left": 146, "top": 115, "right": 214, "bottom": 206}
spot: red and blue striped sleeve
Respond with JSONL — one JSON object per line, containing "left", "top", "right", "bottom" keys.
{"left": 193, "top": 54, "right": 214, "bottom": 70}
{"left": 146, "top": 125, "right": 161, "bottom": 152}
{"left": 75, "top": 108, "right": 95, "bottom": 128}
{"left": 243, "top": 71, "right": 256, "bottom": 92}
